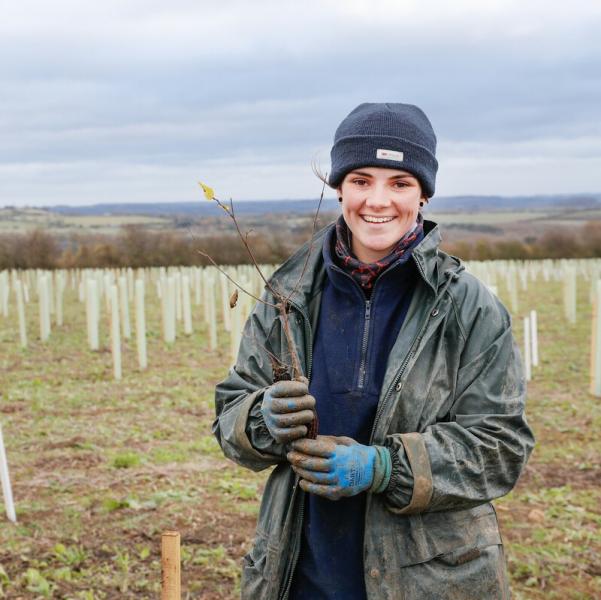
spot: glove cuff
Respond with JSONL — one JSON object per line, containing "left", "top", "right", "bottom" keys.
{"left": 370, "top": 446, "right": 392, "bottom": 494}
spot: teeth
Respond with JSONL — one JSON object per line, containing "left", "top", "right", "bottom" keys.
{"left": 362, "top": 216, "right": 394, "bottom": 223}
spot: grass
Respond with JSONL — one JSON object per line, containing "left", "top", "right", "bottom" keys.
{"left": 0, "top": 265, "right": 600, "bottom": 598}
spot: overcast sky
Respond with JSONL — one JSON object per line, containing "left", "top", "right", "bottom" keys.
{"left": 1, "top": 0, "right": 600, "bottom": 206}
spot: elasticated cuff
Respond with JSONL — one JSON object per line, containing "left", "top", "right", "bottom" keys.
{"left": 370, "top": 446, "right": 392, "bottom": 494}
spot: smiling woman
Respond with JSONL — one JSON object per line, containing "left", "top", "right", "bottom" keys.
{"left": 338, "top": 167, "right": 425, "bottom": 263}
{"left": 213, "top": 102, "right": 534, "bottom": 600}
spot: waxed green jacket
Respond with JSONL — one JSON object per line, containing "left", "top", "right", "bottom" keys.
{"left": 213, "top": 220, "right": 535, "bottom": 600}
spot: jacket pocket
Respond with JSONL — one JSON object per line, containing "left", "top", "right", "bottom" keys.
{"left": 398, "top": 544, "right": 510, "bottom": 600}
{"left": 393, "top": 502, "right": 502, "bottom": 567}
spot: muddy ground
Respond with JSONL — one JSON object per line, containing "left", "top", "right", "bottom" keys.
{"left": 0, "top": 273, "right": 599, "bottom": 599}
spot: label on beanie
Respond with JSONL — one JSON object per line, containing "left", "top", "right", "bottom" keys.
{"left": 376, "top": 149, "right": 404, "bottom": 162}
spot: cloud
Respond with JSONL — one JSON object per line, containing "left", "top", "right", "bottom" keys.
{"left": 0, "top": 0, "right": 600, "bottom": 205}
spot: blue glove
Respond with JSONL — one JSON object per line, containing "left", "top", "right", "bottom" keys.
{"left": 261, "top": 380, "right": 316, "bottom": 444}
{"left": 288, "top": 435, "right": 391, "bottom": 500}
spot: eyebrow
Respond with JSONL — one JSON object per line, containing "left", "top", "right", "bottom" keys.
{"left": 349, "top": 170, "right": 414, "bottom": 180}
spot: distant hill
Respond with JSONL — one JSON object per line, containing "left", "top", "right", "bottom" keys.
{"left": 47, "top": 199, "right": 340, "bottom": 217}
{"left": 25, "top": 193, "right": 601, "bottom": 216}
{"left": 427, "top": 194, "right": 601, "bottom": 212}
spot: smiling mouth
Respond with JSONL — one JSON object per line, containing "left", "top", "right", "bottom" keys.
{"left": 361, "top": 215, "right": 396, "bottom": 224}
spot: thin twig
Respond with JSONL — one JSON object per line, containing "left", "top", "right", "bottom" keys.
{"left": 213, "top": 196, "right": 276, "bottom": 296}
{"left": 194, "top": 247, "right": 278, "bottom": 309}
{"left": 284, "top": 168, "right": 327, "bottom": 305}
{"left": 187, "top": 224, "right": 278, "bottom": 308}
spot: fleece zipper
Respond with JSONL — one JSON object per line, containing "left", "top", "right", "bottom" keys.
{"left": 357, "top": 300, "right": 372, "bottom": 389}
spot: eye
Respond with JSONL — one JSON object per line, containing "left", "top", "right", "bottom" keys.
{"left": 392, "top": 180, "right": 410, "bottom": 189}
{"left": 351, "top": 178, "right": 368, "bottom": 186}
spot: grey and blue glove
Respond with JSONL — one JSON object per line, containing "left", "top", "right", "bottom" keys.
{"left": 260, "top": 380, "right": 316, "bottom": 444}
{"left": 287, "top": 435, "right": 392, "bottom": 500}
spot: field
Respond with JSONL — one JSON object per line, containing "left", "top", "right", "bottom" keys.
{"left": 0, "top": 268, "right": 600, "bottom": 598}
{"left": 0, "top": 208, "right": 170, "bottom": 235}
{"left": 4, "top": 204, "right": 601, "bottom": 239}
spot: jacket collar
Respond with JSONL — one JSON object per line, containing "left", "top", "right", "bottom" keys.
{"left": 268, "top": 219, "right": 459, "bottom": 309}
{"left": 268, "top": 224, "right": 329, "bottom": 310}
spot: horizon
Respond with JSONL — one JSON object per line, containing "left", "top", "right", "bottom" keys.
{"left": 4, "top": 191, "right": 601, "bottom": 214}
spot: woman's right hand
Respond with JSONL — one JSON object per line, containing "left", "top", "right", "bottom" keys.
{"left": 261, "top": 380, "right": 316, "bottom": 444}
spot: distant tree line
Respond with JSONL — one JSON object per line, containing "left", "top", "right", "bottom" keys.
{"left": 0, "top": 225, "right": 296, "bottom": 270}
{"left": 2, "top": 222, "right": 601, "bottom": 270}
{"left": 443, "top": 222, "right": 601, "bottom": 261}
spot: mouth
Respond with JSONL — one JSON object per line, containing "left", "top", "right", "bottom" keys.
{"left": 361, "top": 215, "right": 396, "bottom": 224}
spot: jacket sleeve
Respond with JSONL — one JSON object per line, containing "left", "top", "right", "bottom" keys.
{"left": 384, "top": 287, "right": 535, "bottom": 514}
{"left": 212, "top": 290, "right": 288, "bottom": 472}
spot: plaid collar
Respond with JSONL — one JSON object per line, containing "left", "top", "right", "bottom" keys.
{"left": 333, "top": 212, "right": 424, "bottom": 293}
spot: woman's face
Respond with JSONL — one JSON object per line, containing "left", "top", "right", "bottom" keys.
{"left": 338, "top": 167, "right": 426, "bottom": 263}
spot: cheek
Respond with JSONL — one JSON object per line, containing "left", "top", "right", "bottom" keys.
{"left": 341, "top": 197, "right": 362, "bottom": 219}
{"left": 394, "top": 201, "right": 420, "bottom": 218}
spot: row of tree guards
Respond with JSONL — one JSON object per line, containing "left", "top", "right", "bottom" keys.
{"left": 0, "top": 264, "right": 273, "bottom": 379}
{"left": 467, "top": 258, "right": 601, "bottom": 394}
{"left": 1, "top": 258, "right": 601, "bottom": 388}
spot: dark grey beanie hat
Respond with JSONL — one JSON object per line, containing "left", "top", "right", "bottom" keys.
{"left": 329, "top": 102, "right": 438, "bottom": 197}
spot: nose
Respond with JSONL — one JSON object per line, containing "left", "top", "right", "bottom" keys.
{"left": 364, "top": 183, "right": 391, "bottom": 210}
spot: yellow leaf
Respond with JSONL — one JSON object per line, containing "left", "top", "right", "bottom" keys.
{"left": 198, "top": 181, "right": 215, "bottom": 201}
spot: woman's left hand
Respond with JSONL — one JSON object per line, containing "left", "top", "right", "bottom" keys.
{"left": 287, "top": 435, "right": 376, "bottom": 500}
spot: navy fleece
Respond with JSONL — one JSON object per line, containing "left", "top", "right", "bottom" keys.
{"left": 289, "top": 225, "right": 423, "bottom": 600}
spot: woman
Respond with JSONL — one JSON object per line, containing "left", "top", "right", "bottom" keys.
{"left": 213, "top": 103, "right": 534, "bottom": 600}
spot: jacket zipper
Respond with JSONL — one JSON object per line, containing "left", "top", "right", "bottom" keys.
{"left": 368, "top": 266, "right": 459, "bottom": 445}
{"left": 357, "top": 300, "right": 371, "bottom": 389}
{"left": 369, "top": 309, "right": 432, "bottom": 445}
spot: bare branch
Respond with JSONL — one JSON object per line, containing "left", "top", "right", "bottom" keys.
{"left": 284, "top": 168, "right": 327, "bottom": 305}
{"left": 213, "top": 195, "right": 278, "bottom": 298}
{"left": 194, "top": 247, "right": 278, "bottom": 309}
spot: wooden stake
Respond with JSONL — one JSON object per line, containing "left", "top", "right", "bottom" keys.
{"left": 161, "top": 531, "right": 181, "bottom": 600}
{"left": 0, "top": 422, "right": 17, "bottom": 523}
